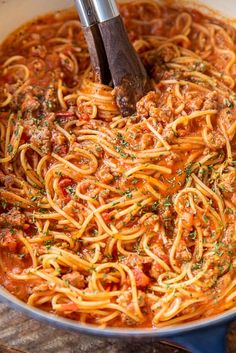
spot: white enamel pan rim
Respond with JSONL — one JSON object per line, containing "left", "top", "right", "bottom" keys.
{"left": 0, "top": 0, "right": 236, "bottom": 336}
{"left": 1, "top": 286, "right": 236, "bottom": 337}
{"left": 0, "top": 0, "right": 236, "bottom": 41}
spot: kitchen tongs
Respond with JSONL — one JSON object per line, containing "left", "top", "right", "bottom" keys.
{"left": 74, "top": 0, "right": 151, "bottom": 116}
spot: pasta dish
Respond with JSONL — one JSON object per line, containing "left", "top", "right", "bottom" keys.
{"left": 0, "top": 0, "right": 236, "bottom": 328}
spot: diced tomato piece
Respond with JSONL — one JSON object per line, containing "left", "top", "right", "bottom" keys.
{"left": 23, "top": 224, "right": 30, "bottom": 230}
{"left": 102, "top": 212, "right": 111, "bottom": 222}
{"left": 58, "top": 178, "right": 74, "bottom": 203}
{"left": 79, "top": 113, "right": 90, "bottom": 121}
{"left": 59, "top": 178, "right": 73, "bottom": 197}
{"left": 23, "top": 224, "right": 36, "bottom": 237}
{"left": 20, "top": 132, "right": 30, "bottom": 143}
{"left": 132, "top": 267, "right": 150, "bottom": 288}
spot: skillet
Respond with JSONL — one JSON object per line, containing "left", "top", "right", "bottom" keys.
{"left": 0, "top": 1, "right": 235, "bottom": 352}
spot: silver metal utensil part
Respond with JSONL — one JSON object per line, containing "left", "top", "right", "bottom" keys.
{"left": 74, "top": 0, "right": 97, "bottom": 26}
{"left": 92, "top": 0, "right": 119, "bottom": 22}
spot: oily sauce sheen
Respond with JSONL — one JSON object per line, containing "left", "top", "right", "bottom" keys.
{"left": 0, "top": 0, "right": 235, "bottom": 328}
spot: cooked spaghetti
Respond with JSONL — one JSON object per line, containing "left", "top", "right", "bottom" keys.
{"left": 0, "top": 0, "right": 236, "bottom": 328}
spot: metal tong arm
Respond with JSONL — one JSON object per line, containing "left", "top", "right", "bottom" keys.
{"left": 91, "top": 0, "right": 120, "bottom": 22}
{"left": 74, "top": 0, "right": 111, "bottom": 84}
{"left": 74, "top": 0, "right": 151, "bottom": 116}
{"left": 74, "top": 0, "right": 97, "bottom": 26}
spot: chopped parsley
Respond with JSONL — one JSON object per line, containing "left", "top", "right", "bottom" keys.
{"left": 114, "top": 146, "right": 128, "bottom": 158}
{"left": 130, "top": 153, "right": 137, "bottom": 160}
{"left": 55, "top": 171, "right": 62, "bottom": 177}
{"left": 176, "top": 168, "right": 184, "bottom": 176}
{"left": 44, "top": 240, "right": 54, "bottom": 250}
{"left": 95, "top": 144, "right": 102, "bottom": 152}
{"left": 185, "top": 163, "right": 193, "bottom": 180}
{"left": 0, "top": 200, "right": 8, "bottom": 209}
{"left": 66, "top": 185, "right": 75, "bottom": 196}
{"left": 214, "top": 242, "right": 225, "bottom": 256}
{"left": 185, "top": 200, "right": 190, "bottom": 207}
{"left": 189, "top": 230, "right": 197, "bottom": 240}
{"left": 131, "top": 178, "right": 139, "bottom": 185}
{"left": 224, "top": 98, "right": 234, "bottom": 108}
{"left": 191, "top": 61, "right": 207, "bottom": 72}
{"left": 117, "top": 133, "right": 129, "bottom": 147}
{"left": 14, "top": 127, "right": 19, "bottom": 136}
{"left": 64, "top": 279, "right": 70, "bottom": 287}
{"left": 46, "top": 100, "right": 56, "bottom": 110}
{"left": 57, "top": 267, "right": 62, "bottom": 274}
{"left": 225, "top": 208, "right": 235, "bottom": 215}
{"left": 123, "top": 189, "right": 133, "bottom": 199}
{"left": 163, "top": 196, "right": 172, "bottom": 207}
{"left": 31, "top": 196, "right": 38, "bottom": 202}
{"left": 202, "top": 214, "right": 209, "bottom": 223}
{"left": 7, "top": 144, "right": 13, "bottom": 154}
{"left": 192, "top": 261, "right": 203, "bottom": 270}
{"left": 135, "top": 242, "right": 141, "bottom": 255}
{"left": 9, "top": 227, "right": 15, "bottom": 234}
{"left": 39, "top": 208, "right": 48, "bottom": 213}
{"left": 151, "top": 201, "right": 159, "bottom": 212}
{"left": 92, "top": 229, "right": 98, "bottom": 236}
